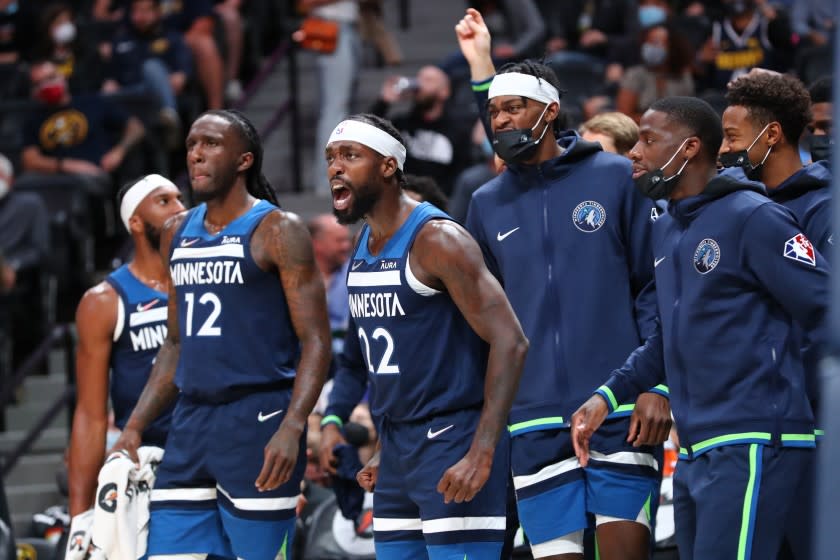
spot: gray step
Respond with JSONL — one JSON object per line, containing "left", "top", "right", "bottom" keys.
{"left": 0, "top": 427, "right": 68, "bottom": 455}
{"left": 14, "top": 374, "right": 69, "bottom": 408}
{"left": 4, "top": 402, "right": 69, "bottom": 432}
{"left": 6, "top": 483, "right": 64, "bottom": 537}
{"left": 4, "top": 453, "right": 65, "bottom": 488}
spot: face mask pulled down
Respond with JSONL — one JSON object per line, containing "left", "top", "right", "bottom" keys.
{"left": 635, "top": 139, "right": 690, "bottom": 200}
{"left": 492, "top": 103, "right": 552, "bottom": 164}
{"left": 719, "top": 123, "right": 772, "bottom": 181}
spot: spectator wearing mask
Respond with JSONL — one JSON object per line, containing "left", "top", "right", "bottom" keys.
{"left": 808, "top": 76, "right": 832, "bottom": 164}
{"left": 372, "top": 66, "right": 473, "bottom": 195}
{"left": 616, "top": 22, "right": 695, "bottom": 122}
{"left": 31, "top": 3, "right": 107, "bottom": 94}
{"left": 579, "top": 111, "right": 640, "bottom": 156}
{"left": 104, "top": 0, "right": 191, "bottom": 137}
{"left": 21, "top": 61, "right": 145, "bottom": 190}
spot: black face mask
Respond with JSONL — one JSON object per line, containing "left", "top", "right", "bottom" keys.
{"left": 719, "top": 123, "right": 772, "bottom": 181}
{"left": 492, "top": 103, "right": 552, "bottom": 164}
{"left": 810, "top": 135, "right": 832, "bottom": 164}
{"left": 635, "top": 139, "right": 690, "bottom": 200}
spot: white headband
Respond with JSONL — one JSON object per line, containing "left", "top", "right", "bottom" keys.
{"left": 327, "top": 120, "right": 407, "bottom": 170}
{"left": 488, "top": 72, "right": 561, "bottom": 105}
{"left": 120, "top": 174, "right": 177, "bottom": 231}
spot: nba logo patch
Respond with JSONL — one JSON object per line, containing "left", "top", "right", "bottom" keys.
{"left": 693, "top": 238, "right": 720, "bottom": 274}
{"left": 573, "top": 201, "right": 606, "bottom": 232}
{"left": 784, "top": 233, "right": 816, "bottom": 266}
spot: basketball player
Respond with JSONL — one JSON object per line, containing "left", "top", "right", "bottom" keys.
{"left": 68, "top": 174, "right": 184, "bottom": 534}
{"left": 325, "top": 113, "right": 528, "bottom": 559}
{"left": 112, "top": 110, "right": 332, "bottom": 559}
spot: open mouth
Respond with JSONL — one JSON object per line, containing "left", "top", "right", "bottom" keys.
{"left": 331, "top": 183, "right": 352, "bottom": 211}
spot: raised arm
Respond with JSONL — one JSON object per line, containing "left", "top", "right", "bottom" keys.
{"left": 413, "top": 220, "right": 528, "bottom": 504}
{"left": 112, "top": 213, "right": 186, "bottom": 461}
{"left": 253, "top": 210, "right": 332, "bottom": 491}
{"left": 68, "top": 283, "right": 117, "bottom": 516}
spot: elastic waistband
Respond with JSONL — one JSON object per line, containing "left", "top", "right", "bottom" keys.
{"left": 678, "top": 431, "right": 816, "bottom": 460}
{"left": 380, "top": 404, "right": 483, "bottom": 429}
{"left": 184, "top": 379, "right": 295, "bottom": 405}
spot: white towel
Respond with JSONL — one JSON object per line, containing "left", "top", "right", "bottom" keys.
{"left": 92, "top": 446, "right": 164, "bottom": 560}
{"left": 65, "top": 509, "right": 106, "bottom": 560}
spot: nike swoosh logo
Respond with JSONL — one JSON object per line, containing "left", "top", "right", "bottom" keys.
{"left": 351, "top": 260, "right": 363, "bottom": 271}
{"left": 257, "top": 409, "right": 284, "bottom": 422}
{"left": 654, "top": 256, "right": 666, "bottom": 268}
{"left": 136, "top": 299, "right": 160, "bottom": 312}
{"left": 180, "top": 238, "right": 199, "bottom": 247}
{"left": 497, "top": 227, "right": 520, "bottom": 241}
{"left": 426, "top": 425, "right": 454, "bottom": 439}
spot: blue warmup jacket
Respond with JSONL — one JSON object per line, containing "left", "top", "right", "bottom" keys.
{"left": 722, "top": 162, "right": 832, "bottom": 429}
{"left": 465, "top": 131, "right": 664, "bottom": 437}
{"left": 599, "top": 175, "right": 830, "bottom": 459}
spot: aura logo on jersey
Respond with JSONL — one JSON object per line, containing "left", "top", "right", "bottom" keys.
{"left": 573, "top": 201, "right": 606, "bottom": 232}
{"left": 694, "top": 239, "right": 721, "bottom": 274}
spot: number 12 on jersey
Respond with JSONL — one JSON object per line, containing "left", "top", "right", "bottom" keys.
{"left": 184, "top": 292, "right": 222, "bottom": 336}
{"left": 358, "top": 326, "right": 400, "bottom": 374}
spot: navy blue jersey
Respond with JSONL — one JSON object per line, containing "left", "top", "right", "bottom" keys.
{"left": 105, "top": 265, "right": 172, "bottom": 446}
{"left": 169, "top": 200, "right": 300, "bottom": 402}
{"left": 347, "top": 202, "right": 486, "bottom": 422}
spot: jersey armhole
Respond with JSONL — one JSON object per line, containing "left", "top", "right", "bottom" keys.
{"left": 113, "top": 296, "right": 125, "bottom": 343}
{"left": 405, "top": 253, "right": 441, "bottom": 297}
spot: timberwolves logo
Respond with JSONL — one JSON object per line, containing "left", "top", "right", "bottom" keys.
{"left": 97, "top": 482, "right": 118, "bottom": 513}
{"left": 572, "top": 201, "right": 606, "bottom": 233}
{"left": 693, "top": 239, "right": 720, "bottom": 274}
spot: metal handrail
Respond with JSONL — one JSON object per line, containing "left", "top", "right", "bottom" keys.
{"left": 0, "top": 325, "right": 76, "bottom": 478}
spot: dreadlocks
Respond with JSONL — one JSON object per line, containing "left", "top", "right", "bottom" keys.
{"left": 203, "top": 109, "right": 280, "bottom": 206}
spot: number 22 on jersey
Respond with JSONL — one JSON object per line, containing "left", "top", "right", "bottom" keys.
{"left": 358, "top": 326, "right": 400, "bottom": 374}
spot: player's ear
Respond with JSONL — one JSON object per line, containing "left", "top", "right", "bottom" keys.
{"left": 381, "top": 156, "right": 397, "bottom": 180}
{"left": 684, "top": 136, "right": 701, "bottom": 160}
{"left": 766, "top": 121, "right": 783, "bottom": 147}
{"left": 237, "top": 151, "right": 254, "bottom": 173}
{"left": 128, "top": 214, "right": 143, "bottom": 236}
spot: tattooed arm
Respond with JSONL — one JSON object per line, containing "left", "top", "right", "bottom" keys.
{"left": 252, "top": 210, "right": 332, "bottom": 491}
{"left": 412, "top": 219, "right": 528, "bottom": 504}
{"left": 111, "top": 213, "right": 186, "bottom": 461}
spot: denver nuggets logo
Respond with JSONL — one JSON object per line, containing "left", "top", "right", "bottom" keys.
{"left": 97, "top": 482, "right": 118, "bottom": 513}
{"left": 694, "top": 239, "right": 720, "bottom": 274}
{"left": 572, "top": 201, "right": 606, "bottom": 233}
{"left": 38, "top": 109, "right": 89, "bottom": 151}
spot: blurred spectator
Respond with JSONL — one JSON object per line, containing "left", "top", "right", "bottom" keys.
{"left": 21, "top": 61, "right": 145, "bottom": 191}
{"left": 308, "top": 214, "right": 352, "bottom": 355}
{"left": 697, "top": 0, "right": 793, "bottom": 92}
{"left": 359, "top": 0, "right": 402, "bottom": 66}
{"left": 808, "top": 76, "right": 832, "bottom": 163}
{"left": 579, "top": 111, "right": 639, "bottom": 156}
{"left": 213, "top": 0, "right": 245, "bottom": 102}
{"left": 403, "top": 174, "right": 448, "bottom": 212}
{"left": 0, "top": 154, "right": 50, "bottom": 291}
{"left": 30, "top": 3, "right": 108, "bottom": 94}
{"left": 307, "top": 0, "right": 361, "bottom": 194}
{"left": 95, "top": 0, "right": 226, "bottom": 109}
{"left": 0, "top": 0, "right": 20, "bottom": 65}
{"left": 616, "top": 22, "right": 695, "bottom": 122}
{"left": 537, "top": 0, "right": 639, "bottom": 71}
{"left": 448, "top": 119, "right": 504, "bottom": 222}
{"left": 0, "top": 153, "right": 50, "bottom": 371}
{"left": 372, "top": 66, "right": 473, "bottom": 195}
{"left": 104, "top": 0, "right": 191, "bottom": 138}
{"left": 792, "top": 0, "right": 832, "bottom": 49}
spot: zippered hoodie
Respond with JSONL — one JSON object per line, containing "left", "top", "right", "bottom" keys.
{"left": 465, "top": 131, "right": 665, "bottom": 440}
{"left": 598, "top": 174, "right": 830, "bottom": 458}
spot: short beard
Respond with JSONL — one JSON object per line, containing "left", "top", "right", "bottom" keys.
{"left": 333, "top": 187, "right": 378, "bottom": 225}
{"left": 143, "top": 221, "right": 161, "bottom": 251}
